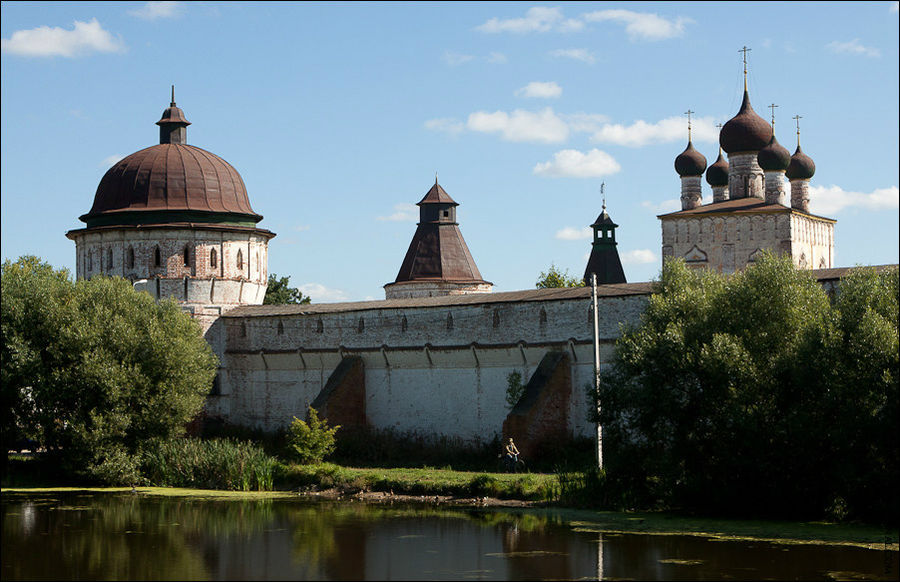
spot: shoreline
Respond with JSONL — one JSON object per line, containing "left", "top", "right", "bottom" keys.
{"left": 3, "top": 485, "right": 896, "bottom": 551}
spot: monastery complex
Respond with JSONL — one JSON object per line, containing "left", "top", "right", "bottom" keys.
{"left": 66, "top": 67, "right": 865, "bottom": 456}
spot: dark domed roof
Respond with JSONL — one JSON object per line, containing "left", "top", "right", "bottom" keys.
{"left": 720, "top": 91, "right": 773, "bottom": 153}
{"left": 674, "top": 141, "right": 707, "bottom": 176}
{"left": 79, "top": 101, "right": 262, "bottom": 229}
{"left": 706, "top": 150, "right": 729, "bottom": 186}
{"left": 757, "top": 134, "right": 791, "bottom": 171}
{"left": 786, "top": 145, "right": 816, "bottom": 180}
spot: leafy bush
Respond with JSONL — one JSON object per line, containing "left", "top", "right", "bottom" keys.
{"left": 288, "top": 407, "right": 340, "bottom": 464}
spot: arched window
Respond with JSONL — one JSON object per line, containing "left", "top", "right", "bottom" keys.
{"left": 210, "top": 248, "right": 218, "bottom": 269}
{"left": 87, "top": 250, "right": 93, "bottom": 271}
{"left": 127, "top": 247, "right": 135, "bottom": 269}
{"left": 237, "top": 249, "right": 244, "bottom": 270}
{"left": 107, "top": 248, "right": 113, "bottom": 271}
{"left": 183, "top": 246, "right": 190, "bottom": 267}
{"left": 154, "top": 246, "right": 161, "bottom": 267}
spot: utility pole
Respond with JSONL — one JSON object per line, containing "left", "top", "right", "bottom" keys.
{"left": 591, "top": 273, "right": 603, "bottom": 470}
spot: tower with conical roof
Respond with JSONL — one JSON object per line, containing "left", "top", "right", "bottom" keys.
{"left": 658, "top": 48, "right": 834, "bottom": 273}
{"left": 66, "top": 89, "right": 276, "bottom": 330}
{"left": 582, "top": 187, "right": 626, "bottom": 285}
{"left": 384, "top": 178, "right": 492, "bottom": 299}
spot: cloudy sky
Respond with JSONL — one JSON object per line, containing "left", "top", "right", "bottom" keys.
{"left": 2, "top": 1, "right": 898, "bottom": 301}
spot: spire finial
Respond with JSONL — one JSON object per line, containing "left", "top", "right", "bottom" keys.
{"left": 601, "top": 182, "right": 606, "bottom": 211}
{"left": 435, "top": 171, "right": 438, "bottom": 185}
{"left": 793, "top": 114, "right": 802, "bottom": 147}
{"left": 684, "top": 109, "right": 694, "bottom": 141}
{"left": 739, "top": 46, "right": 751, "bottom": 91}
{"left": 170, "top": 85, "right": 176, "bottom": 107}
{"left": 768, "top": 103, "right": 778, "bottom": 128}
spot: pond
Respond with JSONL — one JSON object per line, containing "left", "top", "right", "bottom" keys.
{"left": 1, "top": 492, "right": 896, "bottom": 580}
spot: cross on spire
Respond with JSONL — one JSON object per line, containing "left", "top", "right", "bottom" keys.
{"left": 684, "top": 109, "right": 694, "bottom": 141}
{"left": 793, "top": 114, "right": 802, "bottom": 146}
{"left": 739, "top": 46, "right": 751, "bottom": 90}
{"left": 601, "top": 182, "right": 606, "bottom": 211}
{"left": 170, "top": 85, "right": 176, "bottom": 106}
{"left": 768, "top": 103, "right": 778, "bottom": 127}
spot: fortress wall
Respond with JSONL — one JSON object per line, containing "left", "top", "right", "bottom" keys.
{"left": 204, "top": 293, "right": 648, "bottom": 444}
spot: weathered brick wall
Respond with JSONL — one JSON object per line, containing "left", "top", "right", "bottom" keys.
{"left": 502, "top": 351, "right": 572, "bottom": 458}
{"left": 70, "top": 227, "right": 270, "bottom": 318}
{"left": 204, "top": 292, "right": 648, "bottom": 445}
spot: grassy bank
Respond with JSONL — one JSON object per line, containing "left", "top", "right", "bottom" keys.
{"left": 278, "top": 462, "right": 557, "bottom": 500}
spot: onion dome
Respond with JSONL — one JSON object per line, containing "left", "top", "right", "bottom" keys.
{"left": 705, "top": 149, "right": 729, "bottom": 186}
{"left": 757, "top": 134, "right": 791, "bottom": 171}
{"left": 720, "top": 91, "right": 773, "bottom": 153}
{"left": 674, "top": 141, "right": 707, "bottom": 176}
{"left": 79, "top": 99, "right": 263, "bottom": 229}
{"left": 786, "top": 145, "right": 816, "bottom": 180}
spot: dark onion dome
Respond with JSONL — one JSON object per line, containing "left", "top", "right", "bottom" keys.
{"left": 705, "top": 150, "right": 729, "bottom": 186}
{"left": 757, "top": 134, "right": 791, "bottom": 171}
{"left": 674, "top": 140, "right": 707, "bottom": 176}
{"left": 79, "top": 104, "right": 263, "bottom": 229}
{"left": 720, "top": 91, "right": 773, "bottom": 153}
{"left": 786, "top": 145, "right": 816, "bottom": 180}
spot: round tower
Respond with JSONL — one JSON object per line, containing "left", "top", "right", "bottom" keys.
{"left": 757, "top": 105, "right": 791, "bottom": 205}
{"left": 719, "top": 50, "right": 772, "bottom": 200}
{"left": 66, "top": 90, "right": 276, "bottom": 330}
{"left": 674, "top": 110, "right": 707, "bottom": 210}
{"left": 706, "top": 147, "right": 730, "bottom": 202}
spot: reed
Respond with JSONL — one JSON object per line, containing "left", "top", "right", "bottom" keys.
{"left": 141, "top": 438, "right": 277, "bottom": 491}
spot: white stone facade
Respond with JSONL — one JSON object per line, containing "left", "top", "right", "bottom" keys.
{"left": 660, "top": 210, "right": 834, "bottom": 274}
{"left": 204, "top": 290, "right": 650, "bottom": 444}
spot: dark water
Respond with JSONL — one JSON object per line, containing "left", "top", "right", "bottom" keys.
{"left": 1, "top": 492, "right": 896, "bottom": 581}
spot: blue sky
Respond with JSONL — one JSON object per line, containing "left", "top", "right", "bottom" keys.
{"left": 2, "top": 1, "right": 898, "bottom": 302}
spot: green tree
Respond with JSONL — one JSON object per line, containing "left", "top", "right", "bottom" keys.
{"left": 288, "top": 407, "right": 340, "bottom": 464}
{"left": 595, "top": 253, "right": 898, "bottom": 522}
{"left": 1, "top": 256, "right": 218, "bottom": 483}
{"left": 264, "top": 273, "right": 311, "bottom": 305}
{"left": 535, "top": 264, "right": 585, "bottom": 288}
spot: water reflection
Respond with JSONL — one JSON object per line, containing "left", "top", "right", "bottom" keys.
{"left": 2, "top": 492, "right": 896, "bottom": 581}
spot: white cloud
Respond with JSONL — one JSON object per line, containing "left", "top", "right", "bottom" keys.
{"left": 293, "top": 225, "right": 311, "bottom": 232}
{"left": 128, "top": 1, "right": 184, "bottom": 20}
{"left": 533, "top": 149, "right": 621, "bottom": 178}
{"left": 101, "top": 154, "right": 125, "bottom": 167}
{"left": 424, "top": 118, "right": 465, "bottom": 135}
{"left": 621, "top": 249, "right": 658, "bottom": 265}
{"left": 515, "top": 81, "right": 562, "bottom": 99}
{"left": 582, "top": 9, "right": 689, "bottom": 41}
{"left": 377, "top": 203, "right": 419, "bottom": 222}
{"left": 563, "top": 112, "right": 610, "bottom": 133}
{"left": 892, "top": 1, "right": 899, "bottom": 13}
{"left": 555, "top": 226, "right": 593, "bottom": 240}
{"left": 826, "top": 39, "right": 881, "bottom": 58}
{"left": 477, "top": 6, "right": 583, "bottom": 33}
{"left": 641, "top": 199, "right": 681, "bottom": 214}
{"left": 298, "top": 283, "right": 350, "bottom": 303}
{"left": 486, "top": 52, "right": 508, "bottom": 64}
{"left": 1, "top": 18, "right": 124, "bottom": 57}
{"left": 443, "top": 51, "right": 475, "bottom": 66}
{"left": 467, "top": 107, "right": 569, "bottom": 143}
{"left": 591, "top": 115, "right": 719, "bottom": 147}
{"left": 549, "top": 48, "right": 596, "bottom": 64}
{"left": 809, "top": 185, "right": 899, "bottom": 215}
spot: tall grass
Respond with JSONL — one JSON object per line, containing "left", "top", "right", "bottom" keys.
{"left": 141, "top": 438, "right": 277, "bottom": 491}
